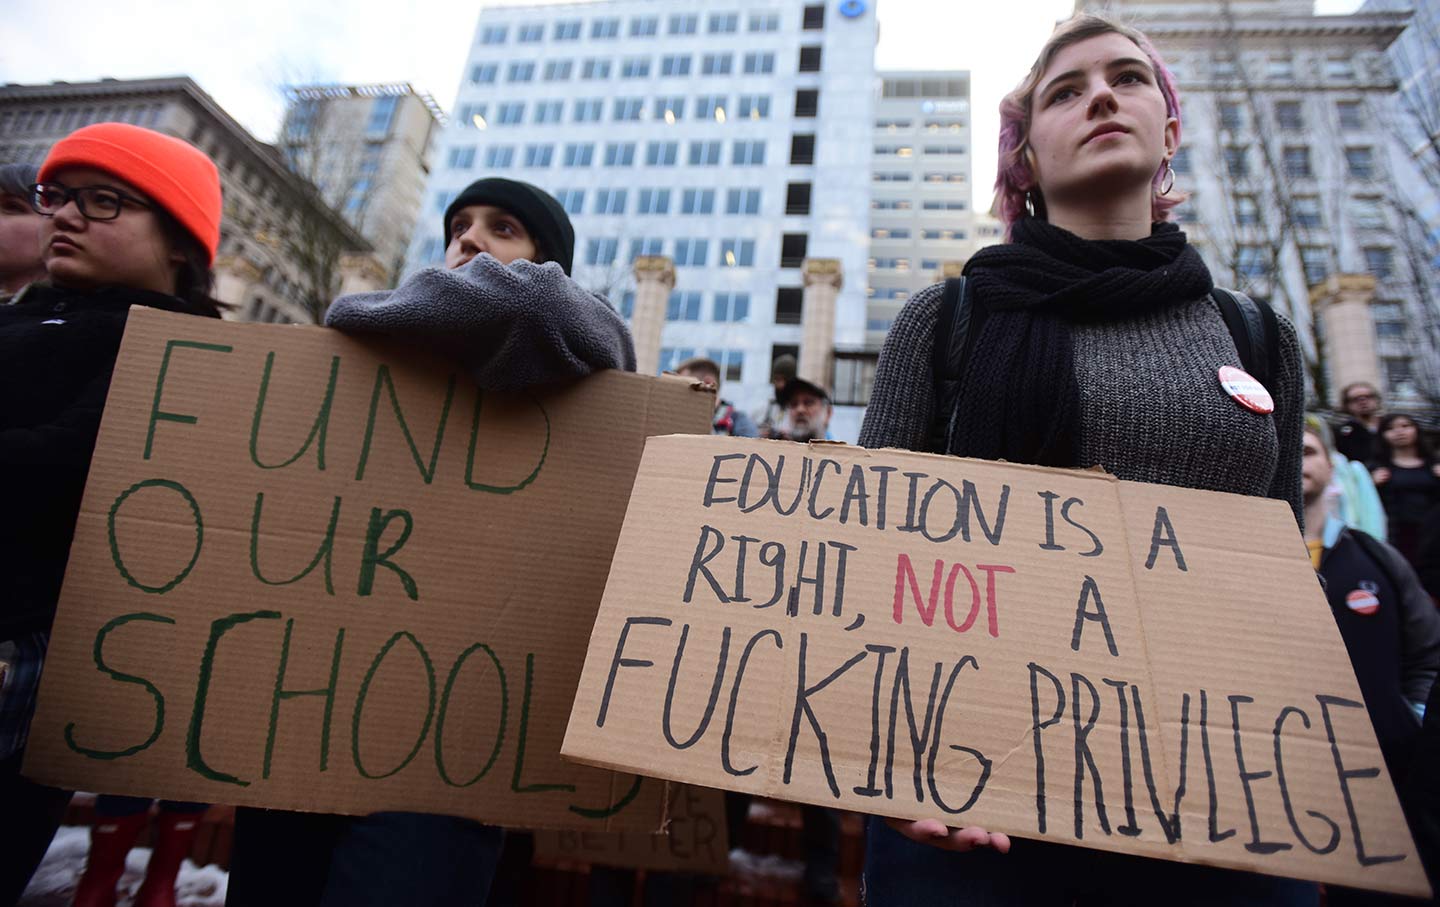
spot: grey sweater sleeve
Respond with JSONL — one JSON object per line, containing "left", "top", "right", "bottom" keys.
{"left": 1267, "top": 312, "right": 1306, "bottom": 531}
{"left": 858, "top": 283, "right": 944, "bottom": 453}
{"left": 325, "top": 253, "right": 636, "bottom": 390}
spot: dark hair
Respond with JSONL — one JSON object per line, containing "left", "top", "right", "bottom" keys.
{"left": 1339, "top": 381, "right": 1381, "bottom": 408}
{"left": 155, "top": 208, "right": 225, "bottom": 319}
{"left": 0, "top": 162, "right": 39, "bottom": 199}
{"left": 1374, "top": 412, "right": 1434, "bottom": 468}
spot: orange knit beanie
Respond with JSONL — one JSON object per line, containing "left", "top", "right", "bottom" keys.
{"left": 40, "top": 122, "right": 223, "bottom": 264}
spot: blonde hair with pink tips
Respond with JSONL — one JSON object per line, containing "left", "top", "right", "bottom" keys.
{"left": 995, "top": 14, "right": 1185, "bottom": 237}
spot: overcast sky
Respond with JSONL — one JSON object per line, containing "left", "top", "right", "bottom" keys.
{"left": 0, "top": 0, "right": 1363, "bottom": 208}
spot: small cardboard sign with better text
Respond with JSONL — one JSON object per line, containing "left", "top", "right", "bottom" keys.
{"left": 534, "top": 784, "right": 730, "bottom": 874}
{"left": 26, "top": 306, "right": 714, "bottom": 830}
{"left": 563, "top": 435, "right": 1430, "bottom": 896}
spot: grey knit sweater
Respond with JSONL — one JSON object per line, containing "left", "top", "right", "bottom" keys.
{"left": 858, "top": 282, "right": 1306, "bottom": 530}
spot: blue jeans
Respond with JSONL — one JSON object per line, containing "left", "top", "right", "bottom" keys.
{"left": 863, "top": 817, "right": 1320, "bottom": 907}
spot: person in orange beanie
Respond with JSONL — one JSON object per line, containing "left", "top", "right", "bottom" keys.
{"left": 0, "top": 122, "right": 225, "bottom": 907}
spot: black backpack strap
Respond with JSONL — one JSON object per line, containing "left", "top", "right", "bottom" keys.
{"left": 1210, "top": 287, "right": 1278, "bottom": 390}
{"left": 929, "top": 277, "right": 971, "bottom": 454}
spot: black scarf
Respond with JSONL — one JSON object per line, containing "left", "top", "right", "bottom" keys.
{"left": 952, "top": 218, "right": 1213, "bottom": 467}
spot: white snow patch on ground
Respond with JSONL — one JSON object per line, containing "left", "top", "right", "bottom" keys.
{"left": 20, "top": 826, "right": 227, "bottom": 907}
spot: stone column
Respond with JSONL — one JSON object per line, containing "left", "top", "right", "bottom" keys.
{"left": 338, "top": 252, "right": 390, "bottom": 296}
{"left": 1310, "top": 274, "right": 1382, "bottom": 406}
{"left": 212, "top": 254, "right": 263, "bottom": 320}
{"left": 631, "top": 255, "right": 675, "bottom": 376}
{"left": 799, "top": 258, "right": 843, "bottom": 386}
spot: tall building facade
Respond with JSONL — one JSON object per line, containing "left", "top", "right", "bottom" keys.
{"left": 868, "top": 71, "right": 975, "bottom": 345}
{"left": 1083, "top": 0, "right": 1440, "bottom": 413}
{"left": 408, "top": 0, "right": 878, "bottom": 437}
{"left": 0, "top": 77, "right": 381, "bottom": 324}
{"left": 280, "top": 84, "right": 442, "bottom": 279}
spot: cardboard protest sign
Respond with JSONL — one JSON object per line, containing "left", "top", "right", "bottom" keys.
{"left": 534, "top": 784, "right": 730, "bottom": 874}
{"left": 563, "top": 436, "right": 1431, "bottom": 895}
{"left": 26, "top": 307, "right": 713, "bottom": 831}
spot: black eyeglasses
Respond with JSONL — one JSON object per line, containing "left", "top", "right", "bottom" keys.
{"left": 30, "top": 182, "right": 154, "bottom": 221}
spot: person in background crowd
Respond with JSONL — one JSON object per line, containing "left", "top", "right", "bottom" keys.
{"left": 226, "top": 176, "right": 633, "bottom": 907}
{"left": 1372, "top": 413, "right": 1440, "bottom": 569}
{"left": 1304, "top": 422, "right": 1440, "bottom": 904}
{"left": 676, "top": 356, "right": 758, "bottom": 437}
{"left": 0, "top": 163, "right": 46, "bottom": 296}
{"left": 1416, "top": 505, "right": 1440, "bottom": 602}
{"left": 1310, "top": 417, "right": 1388, "bottom": 540}
{"left": 857, "top": 12, "right": 1313, "bottom": 905}
{"left": 1335, "top": 382, "right": 1385, "bottom": 465}
{"left": 755, "top": 353, "right": 797, "bottom": 436}
{"left": 770, "top": 377, "right": 833, "bottom": 442}
{"left": 0, "top": 122, "right": 225, "bottom": 907}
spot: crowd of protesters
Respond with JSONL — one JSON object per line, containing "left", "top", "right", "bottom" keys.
{"left": 0, "top": 9, "right": 1438, "bottom": 907}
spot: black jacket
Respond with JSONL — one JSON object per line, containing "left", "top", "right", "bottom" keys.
{"left": 0, "top": 284, "right": 211, "bottom": 639}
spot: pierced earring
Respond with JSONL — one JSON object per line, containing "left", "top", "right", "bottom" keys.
{"left": 1024, "top": 191, "right": 1036, "bottom": 217}
{"left": 1159, "top": 161, "right": 1175, "bottom": 196}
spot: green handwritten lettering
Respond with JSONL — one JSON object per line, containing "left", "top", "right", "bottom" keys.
{"left": 250, "top": 352, "right": 339, "bottom": 470}
{"left": 145, "top": 339, "right": 233, "bottom": 459}
{"left": 64, "top": 612, "right": 176, "bottom": 760}
{"left": 351, "top": 631, "right": 436, "bottom": 780}
{"left": 264, "top": 619, "right": 346, "bottom": 779}
{"left": 108, "top": 479, "right": 203, "bottom": 594}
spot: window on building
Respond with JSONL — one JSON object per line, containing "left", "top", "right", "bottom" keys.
{"left": 480, "top": 24, "right": 508, "bottom": 45}
{"left": 749, "top": 12, "right": 780, "bottom": 32}
{"left": 658, "top": 347, "right": 698, "bottom": 373}
{"left": 1384, "top": 357, "right": 1414, "bottom": 393}
{"left": 871, "top": 199, "right": 912, "bottom": 211}
{"left": 533, "top": 100, "right": 563, "bottom": 124}
{"left": 637, "top": 188, "right": 671, "bottom": 214}
{"left": 518, "top": 23, "right": 543, "bottom": 42}
{"left": 776, "top": 288, "right": 804, "bottom": 324}
{"left": 484, "top": 145, "right": 515, "bottom": 168}
{"left": 621, "top": 57, "right": 651, "bottom": 78}
{"left": 705, "top": 349, "right": 745, "bottom": 383}
{"left": 646, "top": 141, "right": 679, "bottom": 166}
{"left": 508, "top": 62, "right": 536, "bottom": 82}
{"left": 653, "top": 96, "right": 685, "bottom": 122}
{"left": 720, "top": 240, "right": 755, "bottom": 268}
{"left": 470, "top": 63, "right": 498, "bottom": 84}
{"left": 563, "top": 142, "right": 594, "bottom": 167}
{"left": 798, "top": 46, "right": 822, "bottom": 73}
{"left": 832, "top": 352, "right": 879, "bottom": 407}
{"left": 733, "top": 140, "right": 766, "bottom": 165}
{"left": 795, "top": 89, "right": 819, "bottom": 118}
{"left": 688, "top": 140, "right": 722, "bottom": 165}
{"left": 629, "top": 237, "right": 664, "bottom": 261}
{"left": 743, "top": 52, "right": 776, "bottom": 75}
{"left": 1372, "top": 302, "right": 1405, "bottom": 338}
{"left": 786, "top": 182, "right": 812, "bottom": 215}
{"left": 661, "top": 54, "right": 692, "bottom": 77}
{"left": 618, "top": 292, "right": 635, "bottom": 319}
{"left": 1224, "top": 146, "right": 1249, "bottom": 178}
{"left": 456, "top": 103, "right": 487, "bottom": 129}
{"left": 668, "top": 13, "right": 697, "bottom": 35}
{"left": 791, "top": 134, "right": 816, "bottom": 165}
{"left": 726, "top": 189, "right": 761, "bottom": 215}
{"left": 1337, "top": 100, "right": 1364, "bottom": 130}
{"left": 1267, "top": 56, "right": 1294, "bottom": 80}
{"left": 1274, "top": 101, "right": 1303, "bottom": 130}
{"left": 868, "top": 257, "right": 912, "bottom": 270}
{"left": 802, "top": 4, "right": 825, "bottom": 29}
{"left": 581, "top": 58, "right": 611, "bottom": 80}
{"left": 496, "top": 102, "right": 525, "bottom": 125}
{"left": 603, "top": 142, "right": 636, "bottom": 166}
{"left": 554, "top": 20, "right": 581, "bottom": 40}
{"left": 674, "top": 239, "right": 710, "bottom": 267}
{"left": 1282, "top": 146, "right": 1312, "bottom": 178}
{"left": 1219, "top": 101, "right": 1243, "bottom": 131}
{"left": 594, "top": 188, "right": 627, "bottom": 214}
{"left": 875, "top": 171, "right": 912, "bottom": 182}
{"left": 591, "top": 17, "right": 620, "bottom": 38}
{"left": 738, "top": 95, "right": 770, "bottom": 120}
{"left": 1346, "top": 146, "right": 1375, "bottom": 179}
{"left": 702, "top": 53, "right": 733, "bottom": 75}
{"left": 921, "top": 200, "right": 967, "bottom": 211}
{"left": 1364, "top": 246, "right": 1393, "bottom": 279}
{"left": 524, "top": 144, "right": 554, "bottom": 167}
{"left": 680, "top": 189, "right": 716, "bottom": 215}
{"left": 708, "top": 12, "right": 739, "bottom": 33}
{"left": 780, "top": 233, "right": 808, "bottom": 268}
{"left": 1326, "top": 56, "right": 1355, "bottom": 80}
{"left": 1235, "top": 194, "right": 1260, "bottom": 226}
{"left": 630, "top": 16, "right": 658, "bottom": 36}
{"left": 1236, "top": 245, "right": 1268, "bottom": 278}
{"left": 1212, "top": 55, "right": 1237, "bottom": 80}
{"left": 554, "top": 189, "right": 584, "bottom": 214}
{"left": 1351, "top": 195, "right": 1386, "bottom": 229}
{"left": 447, "top": 146, "right": 476, "bottom": 169}
{"left": 585, "top": 238, "right": 618, "bottom": 265}
{"left": 695, "top": 96, "right": 727, "bottom": 121}
{"left": 666, "top": 290, "right": 703, "bottom": 319}
{"left": 613, "top": 98, "right": 644, "bottom": 121}
{"left": 921, "top": 228, "right": 961, "bottom": 240}
{"left": 543, "top": 60, "right": 573, "bottom": 81}
{"left": 714, "top": 292, "right": 751, "bottom": 321}
{"left": 1294, "top": 195, "right": 1322, "bottom": 228}
{"left": 573, "top": 99, "right": 603, "bottom": 123}
{"left": 1300, "top": 246, "right": 1330, "bottom": 287}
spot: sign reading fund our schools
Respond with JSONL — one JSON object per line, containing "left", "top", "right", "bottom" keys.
{"left": 26, "top": 307, "right": 713, "bottom": 830}
{"left": 563, "top": 436, "right": 1430, "bottom": 896}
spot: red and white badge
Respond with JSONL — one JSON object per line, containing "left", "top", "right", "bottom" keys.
{"left": 1346, "top": 589, "right": 1380, "bottom": 616}
{"left": 1218, "top": 366, "right": 1274, "bottom": 415}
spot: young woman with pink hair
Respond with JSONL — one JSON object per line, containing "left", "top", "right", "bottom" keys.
{"left": 859, "top": 14, "right": 1313, "bottom": 905}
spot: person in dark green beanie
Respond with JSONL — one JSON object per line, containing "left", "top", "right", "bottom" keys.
{"left": 225, "top": 179, "right": 634, "bottom": 907}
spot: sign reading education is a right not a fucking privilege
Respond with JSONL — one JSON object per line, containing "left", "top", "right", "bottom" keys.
{"left": 564, "top": 435, "right": 1431, "bottom": 897}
